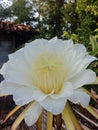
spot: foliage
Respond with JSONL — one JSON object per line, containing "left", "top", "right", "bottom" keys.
{"left": 34, "top": 0, "right": 67, "bottom": 39}
{"left": 0, "top": 4, "right": 12, "bottom": 20}
{"left": 88, "top": 35, "right": 98, "bottom": 75}
{"left": 89, "top": 35, "right": 98, "bottom": 56}
{"left": 63, "top": 0, "right": 98, "bottom": 46}
{"left": 11, "top": 0, "right": 35, "bottom": 25}
{"left": 63, "top": 31, "right": 79, "bottom": 42}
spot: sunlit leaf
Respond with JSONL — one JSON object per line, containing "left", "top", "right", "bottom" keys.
{"left": 11, "top": 102, "right": 33, "bottom": 130}
{"left": 86, "top": 105, "right": 98, "bottom": 119}
{"left": 46, "top": 112, "right": 53, "bottom": 130}
{"left": 62, "top": 102, "right": 76, "bottom": 130}
{"left": 36, "top": 113, "right": 43, "bottom": 130}
{"left": 3, "top": 106, "right": 21, "bottom": 123}
{"left": 81, "top": 87, "right": 97, "bottom": 102}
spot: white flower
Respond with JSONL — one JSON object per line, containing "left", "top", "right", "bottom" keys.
{"left": 0, "top": 37, "right": 96, "bottom": 126}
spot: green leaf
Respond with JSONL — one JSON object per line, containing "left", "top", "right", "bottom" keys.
{"left": 90, "top": 35, "right": 98, "bottom": 52}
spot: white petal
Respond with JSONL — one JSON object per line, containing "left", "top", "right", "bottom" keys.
{"left": 50, "top": 82, "right": 73, "bottom": 99}
{"left": 64, "top": 44, "right": 96, "bottom": 80}
{"left": 49, "top": 36, "right": 58, "bottom": 44}
{"left": 66, "top": 44, "right": 86, "bottom": 64}
{"left": 24, "top": 102, "right": 42, "bottom": 126}
{"left": 0, "top": 51, "right": 33, "bottom": 87}
{"left": 1, "top": 67, "right": 33, "bottom": 87}
{"left": 68, "top": 89, "right": 90, "bottom": 107}
{"left": 63, "top": 39, "right": 73, "bottom": 47}
{"left": 24, "top": 39, "right": 49, "bottom": 67}
{"left": 69, "top": 69, "right": 96, "bottom": 88}
{"left": 40, "top": 97, "right": 66, "bottom": 115}
{"left": 56, "top": 38, "right": 73, "bottom": 47}
{"left": 62, "top": 44, "right": 86, "bottom": 76}
{"left": 32, "top": 89, "right": 48, "bottom": 102}
{"left": 24, "top": 37, "right": 73, "bottom": 68}
{"left": 13, "top": 87, "right": 34, "bottom": 106}
{"left": 0, "top": 80, "right": 19, "bottom": 95}
{"left": 74, "top": 44, "right": 86, "bottom": 55}
{"left": 8, "top": 48, "right": 24, "bottom": 60}
{"left": 78, "top": 55, "right": 97, "bottom": 69}
{"left": 0, "top": 81, "right": 34, "bottom": 106}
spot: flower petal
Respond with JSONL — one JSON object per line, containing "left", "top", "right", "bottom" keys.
{"left": 63, "top": 44, "right": 96, "bottom": 79}
{"left": 40, "top": 97, "right": 66, "bottom": 115}
{"left": 24, "top": 102, "right": 42, "bottom": 126}
{"left": 50, "top": 82, "right": 73, "bottom": 99}
{"left": 64, "top": 44, "right": 86, "bottom": 71}
{"left": 13, "top": 87, "right": 34, "bottom": 106}
{"left": 69, "top": 69, "right": 96, "bottom": 88}
{"left": 49, "top": 36, "right": 58, "bottom": 44}
{"left": 32, "top": 89, "right": 48, "bottom": 102}
{"left": 78, "top": 55, "right": 97, "bottom": 70}
{"left": 68, "top": 89, "right": 90, "bottom": 107}
{"left": 0, "top": 50, "right": 33, "bottom": 87}
{"left": 0, "top": 80, "right": 20, "bottom": 95}
{"left": 24, "top": 39, "right": 49, "bottom": 67}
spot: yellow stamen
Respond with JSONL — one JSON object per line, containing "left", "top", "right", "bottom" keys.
{"left": 32, "top": 52, "right": 67, "bottom": 94}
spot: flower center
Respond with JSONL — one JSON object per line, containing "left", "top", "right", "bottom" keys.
{"left": 32, "top": 51, "right": 67, "bottom": 94}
